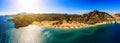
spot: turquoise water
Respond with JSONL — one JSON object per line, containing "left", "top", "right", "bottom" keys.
{"left": 0, "top": 16, "right": 120, "bottom": 43}
{"left": 44, "top": 24, "right": 120, "bottom": 43}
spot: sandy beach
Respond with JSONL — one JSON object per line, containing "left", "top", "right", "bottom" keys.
{"left": 31, "top": 21, "right": 117, "bottom": 29}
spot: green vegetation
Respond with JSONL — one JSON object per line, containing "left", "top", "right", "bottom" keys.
{"left": 11, "top": 15, "right": 38, "bottom": 28}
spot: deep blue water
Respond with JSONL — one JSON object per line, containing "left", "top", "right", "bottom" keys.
{"left": 0, "top": 16, "right": 15, "bottom": 43}
{"left": 0, "top": 16, "right": 120, "bottom": 43}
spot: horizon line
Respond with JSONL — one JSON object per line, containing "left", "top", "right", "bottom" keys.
{"left": 1, "top": 10, "right": 120, "bottom": 15}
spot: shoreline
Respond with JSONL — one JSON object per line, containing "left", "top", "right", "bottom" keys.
{"left": 31, "top": 21, "right": 118, "bottom": 29}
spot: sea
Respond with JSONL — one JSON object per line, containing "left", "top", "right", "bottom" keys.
{"left": 0, "top": 16, "right": 120, "bottom": 43}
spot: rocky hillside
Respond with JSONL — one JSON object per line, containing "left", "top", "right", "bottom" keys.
{"left": 9, "top": 10, "right": 119, "bottom": 28}
{"left": 112, "top": 14, "right": 120, "bottom": 21}
{"left": 78, "top": 10, "right": 113, "bottom": 24}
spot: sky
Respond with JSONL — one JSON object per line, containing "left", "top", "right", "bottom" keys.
{"left": 0, "top": 0, "right": 120, "bottom": 15}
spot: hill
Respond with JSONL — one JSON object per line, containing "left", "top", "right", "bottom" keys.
{"left": 9, "top": 10, "right": 120, "bottom": 28}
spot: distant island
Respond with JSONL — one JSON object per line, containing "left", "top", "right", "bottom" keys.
{"left": 8, "top": 10, "right": 120, "bottom": 29}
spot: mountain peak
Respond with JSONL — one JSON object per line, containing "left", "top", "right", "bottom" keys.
{"left": 93, "top": 10, "right": 99, "bottom": 13}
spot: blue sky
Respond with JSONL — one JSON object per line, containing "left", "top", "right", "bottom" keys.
{"left": 0, "top": 0, "right": 120, "bottom": 15}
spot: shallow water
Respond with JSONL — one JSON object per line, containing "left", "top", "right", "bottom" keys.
{"left": 0, "top": 16, "right": 120, "bottom": 43}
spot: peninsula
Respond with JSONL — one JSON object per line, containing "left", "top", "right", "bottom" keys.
{"left": 9, "top": 10, "right": 120, "bottom": 29}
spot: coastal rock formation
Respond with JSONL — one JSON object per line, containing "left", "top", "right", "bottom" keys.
{"left": 9, "top": 10, "right": 120, "bottom": 29}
